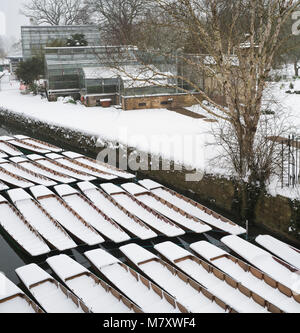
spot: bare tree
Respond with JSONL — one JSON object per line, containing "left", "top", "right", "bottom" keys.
{"left": 84, "top": 0, "right": 152, "bottom": 44}
{"left": 21, "top": 0, "right": 90, "bottom": 25}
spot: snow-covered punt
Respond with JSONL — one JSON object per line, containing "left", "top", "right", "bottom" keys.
{"left": 7, "top": 138, "right": 51, "bottom": 154}
{"left": 0, "top": 140, "right": 23, "bottom": 157}
{"left": 256, "top": 235, "right": 300, "bottom": 271}
{"left": 0, "top": 163, "right": 34, "bottom": 188}
{"left": 139, "top": 179, "right": 246, "bottom": 235}
{"left": 30, "top": 185, "right": 104, "bottom": 246}
{"left": 45, "top": 153, "right": 117, "bottom": 181}
{"left": 0, "top": 180, "right": 8, "bottom": 191}
{"left": 77, "top": 182, "right": 157, "bottom": 240}
{"left": 9, "top": 156, "right": 76, "bottom": 184}
{"left": 100, "top": 183, "right": 185, "bottom": 237}
{"left": 27, "top": 154, "right": 96, "bottom": 181}
{"left": 120, "top": 243, "right": 231, "bottom": 313}
{"left": 8, "top": 189, "right": 77, "bottom": 251}
{"left": 62, "top": 151, "right": 135, "bottom": 179}
{"left": 0, "top": 273, "right": 43, "bottom": 313}
{"left": 46, "top": 254, "right": 143, "bottom": 313}
{"left": 121, "top": 183, "right": 211, "bottom": 234}
{"left": 155, "top": 241, "right": 270, "bottom": 313}
{"left": 190, "top": 241, "right": 300, "bottom": 313}
{"left": 84, "top": 249, "right": 187, "bottom": 313}
{"left": 54, "top": 184, "right": 130, "bottom": 243}
{"left": 0, "top": 158, "right": 57, "bottom": 186}
{"left": 16, "top": 264, "right": 90, "bottom": 313}
{"left": 13, "top": 135, "right": 63, "bottom": 153}
{"left": 222, "top": 235, "right": 300, "bottom": 302}
{"left": 0, "top": 195, "right": 50, "bottom": 256}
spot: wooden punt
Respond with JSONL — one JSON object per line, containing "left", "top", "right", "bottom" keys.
{"left": 121, "top": 182, "right": 212, "bottom": 234}
{"left": 16, "top": 264, "right": 91, "bottom": 313}
{"left": 30, "top": 185, "right": 104, "bottom": 246}
{"left": 139, "top": 179, "right": 246, "bottom": 235}
{"left": 46, "top": 254, "right": 143, "bottom": 313}
{"left": 0, "top": 140, "right": 23, "bottom": 157}
{"left": 14, "top": 135, "right": 63, "bottom": 153}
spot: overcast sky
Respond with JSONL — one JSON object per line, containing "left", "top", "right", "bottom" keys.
{"left": 0, "top": 0, "right": 29, "bottom": 40}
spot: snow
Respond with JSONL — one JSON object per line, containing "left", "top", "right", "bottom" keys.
{"left": 0, "top": 195, "right": 50, "bottom": 256}
{"left": 222, "top": 235, "right": 300, "bottom": 295}
{"left": 0, "top": 136, "right": 14, "bottom": 141}
{"left": 139, "top": 179, "right": 246, "bottom": 235}
{"left": 120, "top": 244, "right": 226, "bottom": 313}
{"left": 46, "top": 255, "right": 135, "bottom": 313}
{"left": 9, "top": 139, "right": 51, "bottom": 154}
{"left": 256, "top": 235, "right": 300, "bottom": 270}
{"left": 0, "top": 141, "right": 23, "bottom": 156}
{"left": 122, "top": 183, "right": 212, "bottom": 233}
{"left": 8, "top": 188, "right": 77, "bottom": 251}
{"left": 84, "top": 249, "right": 181, "bottom": 313}
{"left": 16, "top": 264, "right": 85, "bottom": 313}
{"left": 30, "top": 185, "right": 104, "bottom": 246}
{"left": 9, "top": 157, "right": 28, "bottom": 164}
{"left": 15, "top": 136, "right": 63, "bottom": 153}
{"left": 154, "top": 241, "right": 269, "bottom": 313}
{"left": 100, "top": 183, "right": 126, "bottom": 195}
{"left": 191, "top": 241, "right": 300, "bottom": 313}
{"left": 0, "top": 151, "right": 8, "bottom": 158}
{"left": 78, "top": 182, "right": 157, "bottom": 240}
{"left": 0, "top": 181, "right": 8, "bottom": 191}
{"left": 55, "top": 184, "right": 131, "bottom": 243}
{"left": 121, "top": 182, "right": 150, "bottom": 196}
{"left": 0, "top": 168, "right": 34, "bottom": 188}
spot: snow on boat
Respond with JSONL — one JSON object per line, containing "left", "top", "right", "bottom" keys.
{"left": 0, "top": 151, "right": 8, "bottom": 158}
{"left": 190, "top": 240, "right": 300, "bottom": 313}
{"left": 30, "top": 185, "right": 104, "bottom": 246}
{"left": 27, "top": 154, "right": 96, "bottom": 181}
{"left": 0, "top": 158, "right": 57, "bottom": 186}
{"left": 222, "top": 235, "right": 300, "bottom": 302}
{"left": 9, "top": 156, "right": 76, "bottom": 184}
{"left": 54, "top": 184, "right": 130, "bottom": 243}
{"left": 46, "top": 254, "right": 143, "bottom": 313}
{"left": 45, "top": 153, "right": 117, "bottom": 181}
{"left": 120, "top": 243, "right": 231, "bottom": 313}
{"left": 256, "top": 235, "right": 300, "bottom": 271}
{"left": 0, "top": 273, "right": 43, "bottom": 313}
{"left": 13, "top": 135, "right": 63, "bottom": 153}
{"left": 62, "top": 151, "right": 135, "bottom": 179}
{"left": 77, "top": 182, "right": 157, "bottom": 240}
{"left": 84, "top": 249, "right": 188, "bottom": 313}
{"left": 0, "top": 140, "right": 23, "bottom": 156}
{"left": 16, "top": 264, "right": 90, "bottom": 313}
{"left": 121, "top": 183, "right": 211, "bottom": 234}
{"left": 100, "top": 183, "right": 185, "bottom": 237}
{"left": 8, "top": 189, "right": 77, "bottom": 251}
{"left": 0, "top": 166, "right": 34, "bottom": 188}
{"left": 8, "top": 138, "right": 51, "bottom": 154}
{"left": 155, "top": 241, "right": 270, "bottom": 313}
{"left": 0, "top": 180, "right": 8, "bottom": 191}
{"left": 139, "top": 179, "right": 246, "bottom": 235}
{"left": 0, "top": 195, "right": 50, "bottom": 256}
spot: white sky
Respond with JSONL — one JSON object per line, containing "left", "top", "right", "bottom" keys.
{"left": 0, "top": 0, "right": 29, "bottom": 39}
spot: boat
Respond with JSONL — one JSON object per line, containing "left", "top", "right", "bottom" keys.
{"left": 46, "top": 254, "right": 143, "bottom": 313}
{"left": 30, "top": 185, "right": 104, "bottom": 246}
{"left": 121, "top": 183, "right": 212, "bottom": 234}
{"left": 0, "top": 139, "right": 23, "bottom": 157}
{"left": 120, "top": 243, "right": 233, "bottom": 313}
{"left": 7, "top": 138, "right": 51, "bottom": 154}
{"left": 190, "top": 240, "right": 300, "bottom": 313}
{"left": 16, "top": 264, "right": 90, "bottom": 313}
{"left": 9, "top": 156, "right": 76, "bottom": 184}
{"left": 222, "top": 235, "right": 300, "bottom": 302}
{"left": 256, "top": 235, "right": 300, "bottom": 270}
{"left": 0, "top": 273, "right": 43, "bottom": 313}
{"left": 13, "top": 135, "right": 63, "bottom": 153}
{"left": 8, "top": 188, "right": 77, "bottom": 251}
{"left": 0, "top": 195, "right": 50, "bottom": 256}
{"left": 45, "top": 153, "right": 117, "bottom": 181}
{"left": 54, "top": 184, "right": 131, "bottom": 243}
{"left": 0, "top": 158, "right": 57, "bottom": 186}
{"left": 100, "top": 183, "right": 185, "bottom": 237}
{"left": 84, "top": 248, "right": 188, "bottom": 313}
{"left": 139, "top": 179, "right": 246, "bottom": 235}
{"left": 27, "top": 154, "right": 96, "bottom": 181}
{"left": 62, "top": 151, "right": 135, "bottom": 179}
{"left": 77, "top": 182, "right": 157, "bottom": 240}
{"left": 0, "top": 166, "right": 34, "bottom": 188}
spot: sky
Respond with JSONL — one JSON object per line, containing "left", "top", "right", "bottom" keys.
{"left": 0, "top": 0, "right": 29, "bottom": 40}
